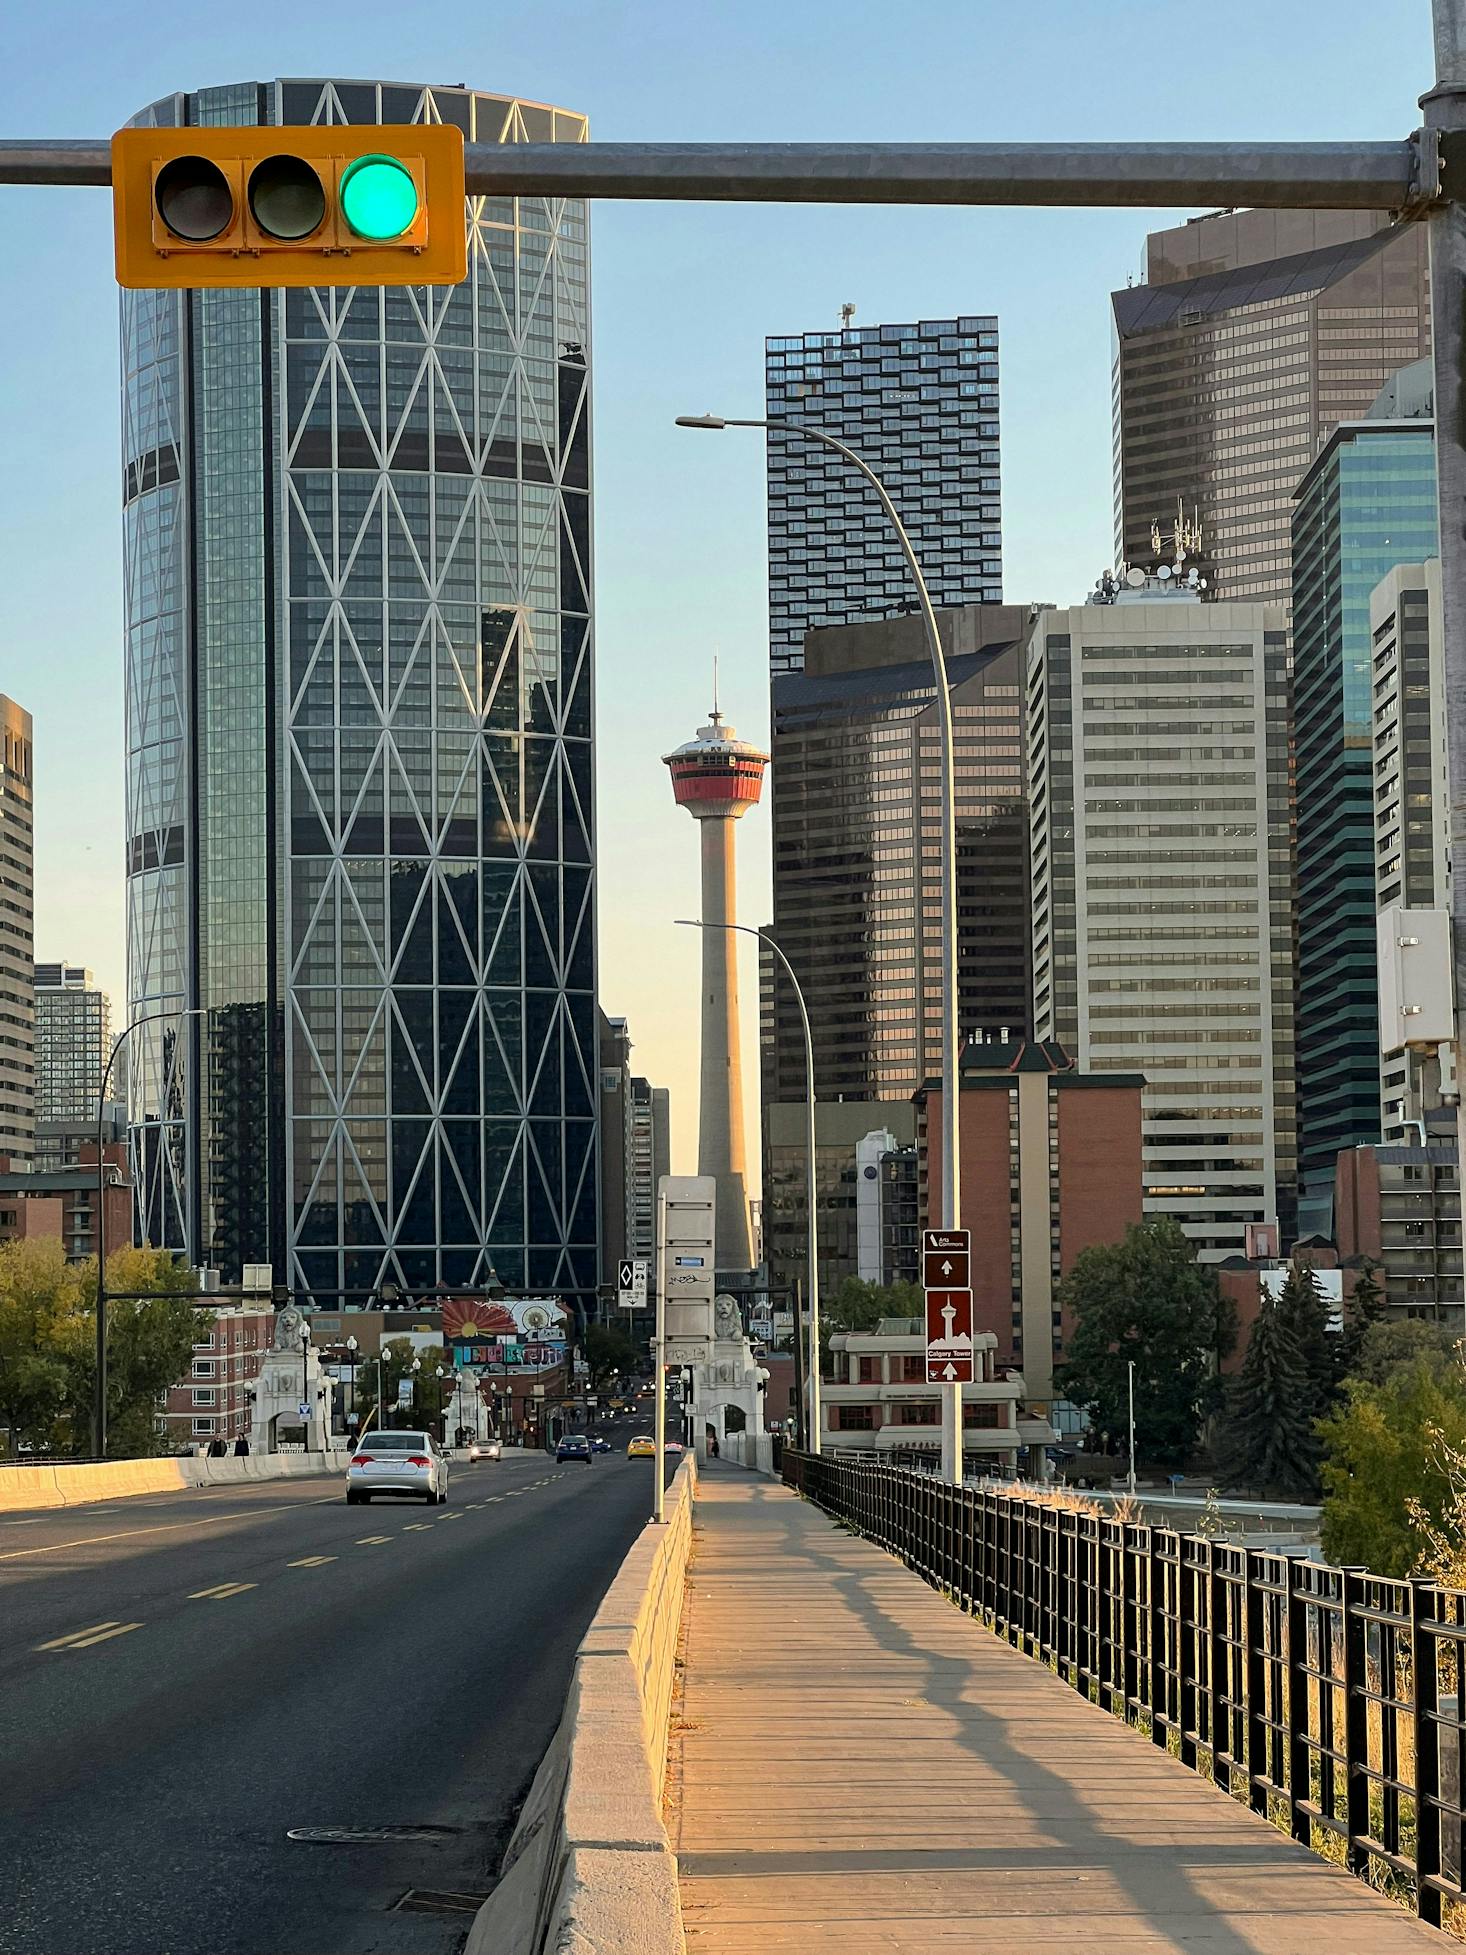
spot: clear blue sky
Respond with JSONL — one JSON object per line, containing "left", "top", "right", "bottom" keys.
{"left": 0, "top": 0, "right": 1428, "bottom": 1177}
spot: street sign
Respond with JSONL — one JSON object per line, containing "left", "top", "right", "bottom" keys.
{"left": 617, "top": 1257, "right": 649, "bottom": 1310}
{"left": 922, "top": 1229, "right": 970, "bottom": 1291}
{"left": 924, "top": 1288, "right": 975, "bottom": 1383}
{"left": 659, "top": 1174, "right": 716, "bottom": 1365}
{"left": 297, "top": 1401, "right": 310, "bottom": 1419}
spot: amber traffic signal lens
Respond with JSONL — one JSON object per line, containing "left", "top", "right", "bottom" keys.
{"left": 247, "top": 155, "right": 327, "bottom": 240}
{"left": 154, "top": 155, "right": 234, "bottom": 241}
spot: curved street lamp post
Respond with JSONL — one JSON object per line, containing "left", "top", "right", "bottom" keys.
{"left": 677, "top": 415, "right": 962, "bottom": 1480}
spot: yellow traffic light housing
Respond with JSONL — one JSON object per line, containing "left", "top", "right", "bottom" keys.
{"left": 112, "top": 125, "right": 467, "bottom": 289}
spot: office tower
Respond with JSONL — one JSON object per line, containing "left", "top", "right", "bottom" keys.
{"left": 764, "top": 1104, "right": 919, "bottom": 1306}
{"left": 1111, "top": 211, "right": 1429, "bottom": 605}
{"left": 1028, "top": 576, "right": 1295, "bottom": 1259}
{"left": 598, "top": 1012, "right": 633, "bottom": 1296}
{"left": 766, "top": 604, "right": 1032, "bottom": 1109}
{"left": 664, "top": 707, "right": 766, "bottom": 1274}
{"left": 0, "top": 702, "right": 34, "bottom": 1167}
{"left": 33, "top": 964, "right": 115, "bottom": 1170}
{"left": 1370, "top": 561, "right": 1453, "bottom": 1143}
{"left": 1292, "top": 415, "right": 1438, "bottom": 1230}
{"left": 627, "top": 1076, "right": 670, "bottom": 1265}
{"left": 765, "top": 317, "right": 1001, "bottom": 676}
{"left": 122, "top": 81, "right": 595, "bottom": 1306}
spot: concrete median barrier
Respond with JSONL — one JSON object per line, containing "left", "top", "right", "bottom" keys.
{"left": 464, "top": 1455, "right": 694, "bottom": 1955}
{"left": 0, "top": 1449, "right": 354, "bottom": 1512}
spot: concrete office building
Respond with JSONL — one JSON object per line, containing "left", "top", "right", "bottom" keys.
{"left": 823, "top": 1318, "right": 1057, "bottom": 1467}
{"left": 766, "top": 604, "right": 1033, "bottom": 1112}
{"left": 1112, "top": 211, "right": 1429, "bottom": 605}
{"left": 0, "top": 702, "right": 34, "bottom": 1169}
{"left": 1369, "top": 561, "right": 1453, "bottom": 1142}
{"left": 122, "top": 81, "right": 596, "bottom": 1307}
{"left": 627, "top": 1076, "right": 670, "bottom": 1266}
{"left": 1028, "top": 579, "right": 1296, "bottom": 1257}
{"left": 34, "top": 964, "right": 114, "bottom": 1171}
{"left": 764, "top": 1101, "right": 918, "bottom": 1306}
{"left": 1293, "top": 418, "right": 1438, "bottom": 1230}
{"left": 765, "top": 317, "right": 1001, "bottom": 676}
{"left": 1336, "top": 1140, "right": 1463, "bottom": 1323}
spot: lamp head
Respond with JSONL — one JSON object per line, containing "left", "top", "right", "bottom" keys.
{"left": 675, "top": 413, "right": 727, "bottom": 430}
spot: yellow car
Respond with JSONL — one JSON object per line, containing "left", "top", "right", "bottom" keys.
{"left": 626, "top": 1435, "right": 656, "bottom": 1458}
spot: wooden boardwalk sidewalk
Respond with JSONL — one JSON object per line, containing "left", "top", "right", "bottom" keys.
{"left": 669, "top": 1467, "right": 1441, "bottom": 1954}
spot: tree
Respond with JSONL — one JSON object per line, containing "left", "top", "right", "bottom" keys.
{"left": 818, "top": 1278, "right": 923, "bottom": 1359}
{"left": 359, "top": 1337, "right": 457, "bottom": 1434}
{"left": 0, "top": 1239, "right": 83, "bottom": 1455}
{"left": 1319, "top": 1353, "right": 1466, "bottom": 1574}
{"left": 1054, "top": 1219, "right": 1234, "bottom": 1471}
{"left": 67, "top": 1248, "right": 211, "bottom": 1457}
{"left": 1348, "top": 1317, "right": 1462, "bottom": 1387}
{"left": 1335, "top": 1259, "right": 1386, "bottom": 1382}
{"left": 1216, "top": 1295, "right": 1317, "bottom": 1498}
{"left": 584, "top": 1322, "right": 636, "bottom": 1388}
{"left": 1272, "top": 1260, "right": 1334, "bottom": 1426}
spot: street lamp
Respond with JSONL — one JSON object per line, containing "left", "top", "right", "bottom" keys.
{"left": 299, "top": 1323, "right": 311, "bottom": 1451}
{"left": 677, "top": 413, "right": 961, "bottom": 1481}
{"left": 676, "top": 918, "right": 821, "bottom": 1455}
{"left": 93, "top": 1003, "right": 206, "bottom": 1459}
{"left": 345, "top": 1333, "right": 358, "bottom": 1429}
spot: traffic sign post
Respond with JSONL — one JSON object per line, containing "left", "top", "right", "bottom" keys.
{"left": 923, "top": 1228, "right": 972, "bottom": 1474}
{"left": 617, "top": 1258, "right": 649, "bottom": 1310}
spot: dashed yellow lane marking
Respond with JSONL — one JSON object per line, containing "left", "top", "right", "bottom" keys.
{"left": 189, "top": 1581, "right": 256, "bottom": 1600}
{"left": 36, "top": 1620, "right": 143, "bottom": 1651}
{"left": 403, "top": 1522, "right": 433, "bottom": 1532}
{"left": 355, "top": 1535, "right": 391, "bottom": 1545}
{"left": 439, "top": 1511, "right": 462, "bottom": 1520}
{"left": 288, "top": 1555, "right": 336, "bottom": 1568}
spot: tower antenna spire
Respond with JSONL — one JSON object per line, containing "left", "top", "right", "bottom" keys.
{"left": 712, "top": 652, "right": 720, "bottom": 726}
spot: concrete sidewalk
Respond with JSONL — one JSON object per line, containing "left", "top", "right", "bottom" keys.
{"left": 669, "top": 1467, "right": 1440, "bottom": 1954}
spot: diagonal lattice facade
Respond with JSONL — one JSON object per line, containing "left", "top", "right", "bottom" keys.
{"left": 121, "top": 79, "right": 597, "bottom": 1313}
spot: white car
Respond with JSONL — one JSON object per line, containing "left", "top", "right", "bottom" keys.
{"left": 346, "top": 1430, "right": 449, "bottom": 1505}
{"left": 467, "top": 1439, "right": 502, "bottom": 1462}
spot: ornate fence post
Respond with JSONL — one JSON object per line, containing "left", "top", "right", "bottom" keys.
{"left": 1410, "top": 1576, "right": 1443, "bottom": 1926}
{"left": 1284, "top": 1555, "right": 1313, "bottom": 1846}
{"left": 1338, "top": 1567, "right": 1370, "bottom": 1876}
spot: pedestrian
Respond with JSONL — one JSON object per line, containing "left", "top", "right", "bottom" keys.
{"left": 709, "top": 1432, "right": 720, "bottom": 1460}
{"left": 234, "top": 1434, "right": 250, "bottom": 1456}
{"left": 208, "top": 1437, "right": 227, "bottom": 1458}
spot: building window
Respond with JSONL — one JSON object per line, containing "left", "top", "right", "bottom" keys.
{"left": 900, "top": 1356, "right": 926, "bottom": 1382}
{"left": 192, "top": 1359, "right": 215, "bottom": 1378}
{"left": 895, "top": 1402, "right": 940, "bottom": 1426}
{"left": 191, "top": 1418, "right": 215, "bottom": 1435}
{"left": 857, "top": 1356, "right": 882, "bottom": 1383}
{"left": 833, "top": 1404, "right": 877, "bottom": 1431}
{"left": 963, "top": 1403, "right": 1002, "bottom": 1429}
{"left": 191, "top": 1388, "right": 215, "bottom": 1407}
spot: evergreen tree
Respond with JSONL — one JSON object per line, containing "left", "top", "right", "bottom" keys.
{"left": 1217, "top": 1295, "right": 1317, "bottom": 1499}
{"left": 1273, "top": 1260, "right": 1335, "bottom": 1425}
{"left": 1335, "top": 1259, "right": 1387, "bottom": 1384}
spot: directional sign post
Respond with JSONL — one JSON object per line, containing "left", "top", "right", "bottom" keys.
{"left": 923, "top": 1229, "right": 972, "bottom": 1469}
{"left": 617, "top": 1258, "right": 649, "bottom": 1311}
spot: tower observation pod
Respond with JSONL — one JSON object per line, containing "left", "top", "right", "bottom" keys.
{"left": 663, "top": 708, "right": 769, "bottom": 1276}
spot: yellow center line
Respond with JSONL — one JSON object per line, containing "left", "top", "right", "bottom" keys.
{"left": 288, "top": 1555, "right": 337, "bottom": 1568}
{"left": 402, "top": 1522, "right": 433, "bottom": 1531}
{"left": 355, "top": 1535, "right": 391, "bottom": 1545}
{"left": 0, "top": 1494, "right": 342, "bottom": 1564}
{"left": 189, "top": 1581, "right": 257, "bottom": 1600}
{"left": 36, "top": 1620, "right": 123, "bottom": 1650}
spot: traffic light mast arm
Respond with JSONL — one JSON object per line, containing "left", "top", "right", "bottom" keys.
{"left": 0, "top": 135, "right": 1432, "bottom": 209}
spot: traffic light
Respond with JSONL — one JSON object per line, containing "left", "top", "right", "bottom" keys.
{"left": 112, "top": 124, "right": 466, "bottom": 290}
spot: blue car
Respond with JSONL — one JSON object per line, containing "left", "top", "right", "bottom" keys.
{"left": 556, "top": 1434, "right": 592, "bottom": 1463}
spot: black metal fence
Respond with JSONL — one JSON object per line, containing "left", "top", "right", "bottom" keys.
{"left": 783, "top": 1448, "right": 1466, "bottom": 1927}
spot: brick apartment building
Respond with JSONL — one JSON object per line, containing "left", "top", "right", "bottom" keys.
{"left": 0, "top": 1140, "right": 131, "bottom": 1264}
{"left": 162, "top": 1304, "right": 275, "bottom": 1450}
{"left": 918, "top": 1036, "right": 1144, "bottom": 1405}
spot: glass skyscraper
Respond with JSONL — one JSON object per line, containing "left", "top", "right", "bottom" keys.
{"left": 764, "top": 318, "right": 1002, "bottom": 675}
{"left": 122, "top": 80, "right": 597, "bottom": 1310}
{"left": 1292, "top": 421, "right": 1437, "bottom": 1228}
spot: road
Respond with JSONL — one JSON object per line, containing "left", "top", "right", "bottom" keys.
{"left": 0, "top": 1442, "right": 668, "bottom": 1955}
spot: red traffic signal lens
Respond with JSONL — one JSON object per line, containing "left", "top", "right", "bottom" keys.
{"left": 155, "top": 155, "right": 234, "bottom": 241}
{"left": 248, "top": 155, "right": 327, "bottom": 240}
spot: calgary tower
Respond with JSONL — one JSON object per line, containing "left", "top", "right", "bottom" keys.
{"left": 664, "top": 703, "right": 769, "bottom": 1275}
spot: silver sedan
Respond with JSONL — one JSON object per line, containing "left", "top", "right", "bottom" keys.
{"left": 346, "top": 1430, "right": 450, "bottom": 1505}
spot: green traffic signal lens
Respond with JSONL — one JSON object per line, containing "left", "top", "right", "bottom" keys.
{"left": 340, "top": 155, "right": 419, "bottom": 241}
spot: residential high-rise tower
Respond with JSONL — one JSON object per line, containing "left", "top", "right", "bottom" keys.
{"left": 0, "top": 700, "right": 33, "bottom": 1167}
{"left": 122, "top": 80, "right": 596, "bottom": 1307}
{"left": 34, "top": 964, "right": 114, "bottom": 1171}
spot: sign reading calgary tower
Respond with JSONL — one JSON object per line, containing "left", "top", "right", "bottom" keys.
{"left": 663, "top": 705, "right": 768, "bottom": 1276}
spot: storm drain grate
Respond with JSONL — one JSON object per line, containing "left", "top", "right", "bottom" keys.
{"left": 286, "top": 1824, "right": 464, "bottom": 1845}
{"left": 391, "top": 1889, "right": 490, "bottom": 1914}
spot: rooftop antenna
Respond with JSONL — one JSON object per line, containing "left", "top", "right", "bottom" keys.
{"left": 711, "top": 651, "right": 721, "bottom": 728}
{"left": 839, "top": 301, "right": 856, "bottom": 330}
